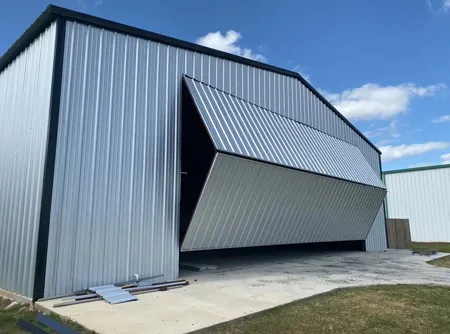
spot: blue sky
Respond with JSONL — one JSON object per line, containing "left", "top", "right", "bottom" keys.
{"left": 1, "top": 0, "right": 450, "bottom": 171}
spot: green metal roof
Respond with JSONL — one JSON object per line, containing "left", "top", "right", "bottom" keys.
{"left": 383, "top": 163, "right": 450, "bottom": 175}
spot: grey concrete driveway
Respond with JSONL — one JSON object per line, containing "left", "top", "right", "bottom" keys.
{"left": 38, "top": 250, "right": 450, "bottom": 334}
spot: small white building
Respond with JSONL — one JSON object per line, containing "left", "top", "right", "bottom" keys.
{"left": 384, "top": 164, "right": 450, "bottom": 243}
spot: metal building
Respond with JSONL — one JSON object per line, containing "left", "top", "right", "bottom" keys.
{"left": 0, "top": 5, "right": 386, "bottom": 301}
{"left": 384, "top": 164, "right": 450, "bottom": 243}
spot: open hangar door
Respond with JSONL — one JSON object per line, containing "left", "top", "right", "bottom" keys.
{"left": 179, "top": 76, "right": 386, "bottom": 262}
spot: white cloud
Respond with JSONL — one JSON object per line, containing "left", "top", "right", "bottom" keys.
{"left": 196, "top": 30, "right": 266, "bottom": 62}
{"left": 77, "top": 0, "right": 103, "bottom": 8}
{"left": 292, "top": 65, "right": 311, "bottom": 82}
{"left": 408, "top": 162, "right": 434, "bottom": 168}
{"left": 376, "top": 138, "right": 401, "bottom": 147}
{"left": 364, "top": 120, "right": 400, "bottom": 139}
{"left": 427, "top": 0, "right": 450, "bottom": 13}
{"left": 322, "top": 83, "right": 446, "bottom": 121}
{"left": 441, "top": 153, "right": 450, "bottom": 164}
{"left": 432, "top": 115, "right": 450, "bottom": 123}
{"left": 445, "top": 0, "right": 450, "bottom": 10}
{"left": 379, "top": 141, "right": 450, "bottom": 162}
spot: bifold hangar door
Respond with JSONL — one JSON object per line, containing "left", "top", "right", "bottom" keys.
{"left": 180, "top": 76, "right": 386, "bottom": 252}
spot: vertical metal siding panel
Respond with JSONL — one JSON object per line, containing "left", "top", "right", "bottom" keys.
{"left": 365, "top": 207, "right": 386, "bottom": 249}
{"left": 208, "top": 56, "right": 215, "bottom": 87}
{"left": 0, "top": 23, "right": 56, "bottom": 298}
{"left": 44, "top": 23, "right": 179, "bottom": 297}
{"left": 365, "top": 152, "right": 387, "bottom": 251}
{"left": 193, "top": 52, "right": 201, "bottom": 80}
{"left": 385, "top": 168, "right": 450, "bottom": 242}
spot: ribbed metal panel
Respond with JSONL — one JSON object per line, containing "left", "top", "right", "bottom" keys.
{"left": 365, "top": 154, "right": 387, "bottom": 251}
{"left": 384, "top": 167, "right": 450, "bottom": 242}
{"left": 0, "top": 23, "right": 57, "bottom": 298}
{"left": 184, "top": 77, "right": 385, "bottom": 189}
{"left": 182, "top": 154, "right": 386, "bottom": 251}
{"left": 365, "top": 207, "right": 387, "bottom": 250}
{"left": 44, "top": 22, "right": 180, "bottom": 297}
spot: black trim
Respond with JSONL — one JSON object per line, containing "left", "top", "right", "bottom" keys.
{"left": 0, "top": 4, "right": 380, "bottom": 155}
{"left": 0, "top": 7, "right": 55, "bottom": 73}
{"left": 32, "top": 18, "right": 66, "bottom": 302}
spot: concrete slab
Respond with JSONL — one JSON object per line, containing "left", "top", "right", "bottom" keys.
{"left": 37, "top": 250, "right": 450, "bottom": 334}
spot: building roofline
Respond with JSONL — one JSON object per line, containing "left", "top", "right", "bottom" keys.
{"left": 0, "top": 7, "right": 54, "bottom": 73}
{"left": 383, "top": 163, "right": 450, "bottom": 175}
{"left": 0, "top": 4, "right": 381, "bottom": 154}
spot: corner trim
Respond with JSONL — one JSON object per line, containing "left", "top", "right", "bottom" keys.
{"left": 33, "top": 18, "right": 66, "bottom": 302}
{"left": 0, "top": 7, "right": 54, "bottom": 74}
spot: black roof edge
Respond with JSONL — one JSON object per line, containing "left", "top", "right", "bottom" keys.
{"left": 0, "top": 4, "right": 381, "bottom": 154}
{"left": 0, "top": 7, "right": 55, "bottom": 73}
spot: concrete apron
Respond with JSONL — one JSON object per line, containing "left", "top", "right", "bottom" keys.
{"left": 37, "top": 250, "right": 450, "bottom": 334}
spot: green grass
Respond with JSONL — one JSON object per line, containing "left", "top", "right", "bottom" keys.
{"left": 427, "top": 255, "right": 450, "bottom": 269}
{"left": 411, "top": 242, "right": 450, "bottom": 253}
{"left": 194, "top": 285, "right": 450, "bottom": 334}
{"left": 0, "top": 297, "right": 95, "bottom": 334}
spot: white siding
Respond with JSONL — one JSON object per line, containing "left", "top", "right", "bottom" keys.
{"left": 0, "top": 23, "right": 57, "bottom": 298}
{"left": 365, "top": 207, "right": 387, "bottom": 250}
{"left": 385, "top": 167, "right": 450, "bottom": 242}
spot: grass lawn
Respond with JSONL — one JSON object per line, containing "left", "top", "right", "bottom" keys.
{"left": 411, "top": 242, "right": 450, "bottom": 269}
{"left": 427, "top": 255, "right": 450, "bottom": 269}
{"left": 411, "top": 242, "right": 450, "bottom": 253}
{"left": 0, "top": 297, "right": 95, "bottom": 334}
{"left": 194, "top": 285, "right": 450, "bottom": 334}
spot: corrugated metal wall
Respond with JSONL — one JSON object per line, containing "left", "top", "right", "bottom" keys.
{"left": 0, "top": 23, "right": 57, "bottom": 298}
{"left": 384, "top": 167, "right": 450, "bottom": 242}
{"left": 365, "top": 207, "right": 387, "bottom": 250}
{"left": 182, "top": 154, "right": 386, "bottom": 251}
{"left": 45, "top": 21, "right": 385, "bottom": 296}
{"left": 45, "top": 22, "right": 181, "bottom": 296}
